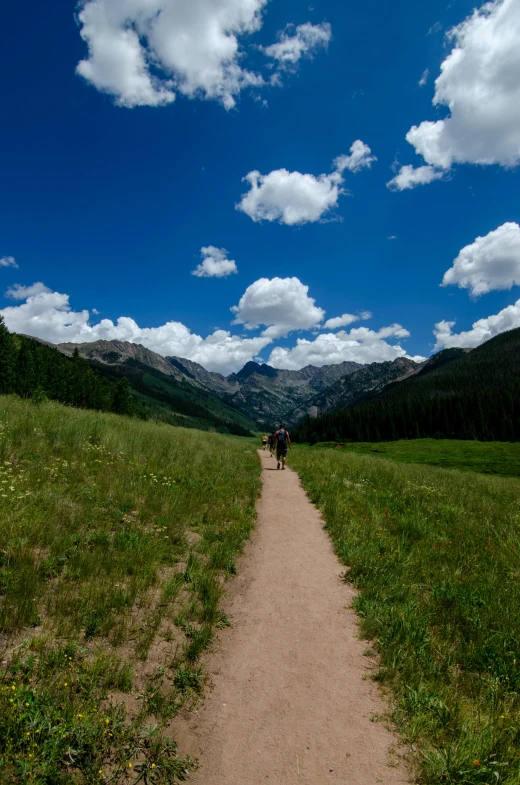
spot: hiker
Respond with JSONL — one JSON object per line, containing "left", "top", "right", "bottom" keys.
{"left": 275, "top": 424, "right": 291, "bottom": 470}
{"left": 262, "top": 434, "right": 268, "bottom": 451}
{"left": 268, "top": 432, "right": 275, "bottom": 457}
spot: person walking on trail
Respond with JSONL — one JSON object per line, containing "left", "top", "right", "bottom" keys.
{"left": 275, "top": 425, "right": 291, "bottom": 470}
{"left": 262, "top": 434, "right": 268, "bottom": 451}
{"left": 268, "top": 432, "right": 275, "bottom": 457}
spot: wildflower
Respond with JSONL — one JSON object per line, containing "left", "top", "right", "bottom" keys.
{"left": 25, "top": 703, "right": 29, "bottom": 707}
{"left": 11, "top": 685, "right": 16, "bottom": 691}
{"left": 105, "top": 718, "right": 110, "bottom": 724}
{"left": 128, "top": 763, "right": 133, "bottom": 768}
{"left": 151, "top": 763, "right": 156, "bottom": 768}
{"left": 63, "top": 683, "right": 68, "bottom": 687}
{"left": 473, "top": 760, "right": 480, "bottom": 767}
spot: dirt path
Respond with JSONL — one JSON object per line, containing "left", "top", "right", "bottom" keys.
{"left": 173, "top": 450, "right": 410, "bottom": 784}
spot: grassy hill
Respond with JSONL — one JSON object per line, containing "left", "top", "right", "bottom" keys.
{"left": 0, "top": 396, "right": 260, "bottom": 783}
{"left": 92, "top": 359, "right": 257, "bottom": 436}
{"left": 294, "top": 327, "right": 520, "bottom": 443}
{"left": 291, "top": 445, "right": 520, "bottom": 785}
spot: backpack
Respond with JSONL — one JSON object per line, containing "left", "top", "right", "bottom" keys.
{"left": 277, "top": 429, "right": 287, "bottom": 444}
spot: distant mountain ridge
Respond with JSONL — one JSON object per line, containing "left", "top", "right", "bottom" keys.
{"left": 34, "top": 337, "right": 426, "bottom": 428}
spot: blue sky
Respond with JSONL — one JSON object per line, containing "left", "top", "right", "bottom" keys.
{"left": 1, "top": 0, "right": 519, "bottom": 374}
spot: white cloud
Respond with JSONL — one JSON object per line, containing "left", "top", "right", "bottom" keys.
{"left": 387, "top": 235, "right": 397, "bottom": 240}
{"left": 0, "top": 256, "right": 18, "bottom": 269}
{"left": 231, "top": 276, "right": 324, "bottom": 338}
{"left": 0, "top": 285, "right": 271, "bottom": 375}
{"left": 268, "top": 324, "right": 413, "bottom": 370}
{"left": 442, "top": 222, "right": 520, "bottom": 297}
{"left": 406, "top": 0, "right": 520, "bottom": 171}
{"left": 6, "top": 282, "right": 51, "bottom": 300}
{"left": 334, "top": 140, "right": 377, "bottom": 174}
{"left": 434, "top": 298, "right": 520, "bottom": 349}
{"left": 191, "top": 246, "right": 238, "bottom": 278}
{"left": 323, "top": 311, "right": 372, "bottom": 330}
{"left": 419, "top": 68, "right": 429, "bottom": 87}
{"left": 387, "top": 164, "right": 444, "bottom": 191}
{"left": 237, "top": 168, "right": 342, "bottom": 225}
{"left": 76, "top": 0, "right": 269, "bottom": 109}
{"left": 262, "top": 22, "right": 331, "bottom": 67}
{"left": 237, "top": 142, "right": 374, "bottom": 225}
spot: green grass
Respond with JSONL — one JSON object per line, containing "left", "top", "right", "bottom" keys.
{"left": 0, "top": 396, "right": 260, "bottom": 784}
{"left": 311, "top": 439, "right": 520, "bottom": 478}
{"left": 291, "top": 445, "right": 520, "bottom": 785}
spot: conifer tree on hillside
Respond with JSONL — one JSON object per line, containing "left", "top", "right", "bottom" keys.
{"left": 15, "top": 339, "right": 38, "bottom": 398}
{"left": 0, "top": 316, "right": 16, "bottom": 394}
{"left": 113, "top": 377, "right": 133, "bottom": 416}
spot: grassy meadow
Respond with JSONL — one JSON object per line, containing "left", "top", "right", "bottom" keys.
{"left": 291, "top": 445, "right": 520, "bottom": 785}
{"left": 0, "top": 396, "right": 260, "bottom": 784}
{"left": 311, "top": 439, "right": 520, "bottom": 478}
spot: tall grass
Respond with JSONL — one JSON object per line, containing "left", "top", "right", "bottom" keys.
{"left": 313, "top": 439, "right": 520, "bottom": 478}
{"left": 291, "top": 445, "right": 520, "bottom": 785}
{"left": 0, "top": 396, "right": 260, "bottom": 784}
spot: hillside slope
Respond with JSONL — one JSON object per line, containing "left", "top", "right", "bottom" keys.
{"left": 0, "top": 396, "right": 260, "bottom": 782}
{"left": 287, "top": 357, "right": 420, "bottom": 422}
{"left": 16, "top": 336, "right": 256, "bottom": 436}
{"left": 294, "top": 328, "right": 520, "bottom": 443}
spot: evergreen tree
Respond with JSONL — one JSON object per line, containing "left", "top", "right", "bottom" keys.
{"left": 0, "top": 316, "right": 16, "bottom": 393}
{"left": 113, "top": 377, "right": 133, "bottom": 415}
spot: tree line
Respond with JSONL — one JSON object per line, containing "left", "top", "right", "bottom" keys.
{"left": 293, "top": 328, "right": 520, "bottom": 444}
{"left": 293, "top": 387, "right": 520, "bottom": 444}
{"left": 0, "top": 318, "right": 134, "bottom": 415}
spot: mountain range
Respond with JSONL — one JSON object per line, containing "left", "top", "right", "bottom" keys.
{"left": 13, "top": 329, "right": 520, "bottom": 442}
{"left": 52, "top": 338, "right": 425, "bottom": 429}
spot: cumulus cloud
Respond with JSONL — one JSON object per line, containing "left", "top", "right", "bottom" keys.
{"left": 334, "top": 141, "right": 377, "bottom": 174}
{"left": 237, "top": 168, "right": 342, "bottom": 225}
{"left": 405, "top": 0, "right": 520, "bottom": 171}
{"left": 441, "top": 222, "right": 520, "bottom": 297}
{"left": 231, "top": 276, "right": 324, "bottom": 338}
{"left": 262, "top": 22, "right": 331, "bottom": 67}
{"left": 0, "top": 285, "right": 271, "bottom": 375}
{"left": 0, "top": 256, "right": 18, "bottom": 269}
{"left": 323, "top": 311, "right": 372, "bottom": 330}
{"left": 387, "top": 164, "right": 444, "bottom": 191}
{"left": 6, "top": 282, "right": 51, "bottom": 300}
{"left": 237, "top": 142, "right": 375, "bottom": 225}
{"left": 434, "top": 299, "right": 520, "bottom": 350}
{"left": 268, "top": 324, "right": 414, "bottom": 370}
{"left": 191, "top": 246, "right": 238, "bottom": 278}
{"left": 76, "top": 0, "right": 269, "bottom": 109}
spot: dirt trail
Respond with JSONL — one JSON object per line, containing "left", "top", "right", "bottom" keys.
{"left": 173, "top": 450, "right": 410, "bottom": 785}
